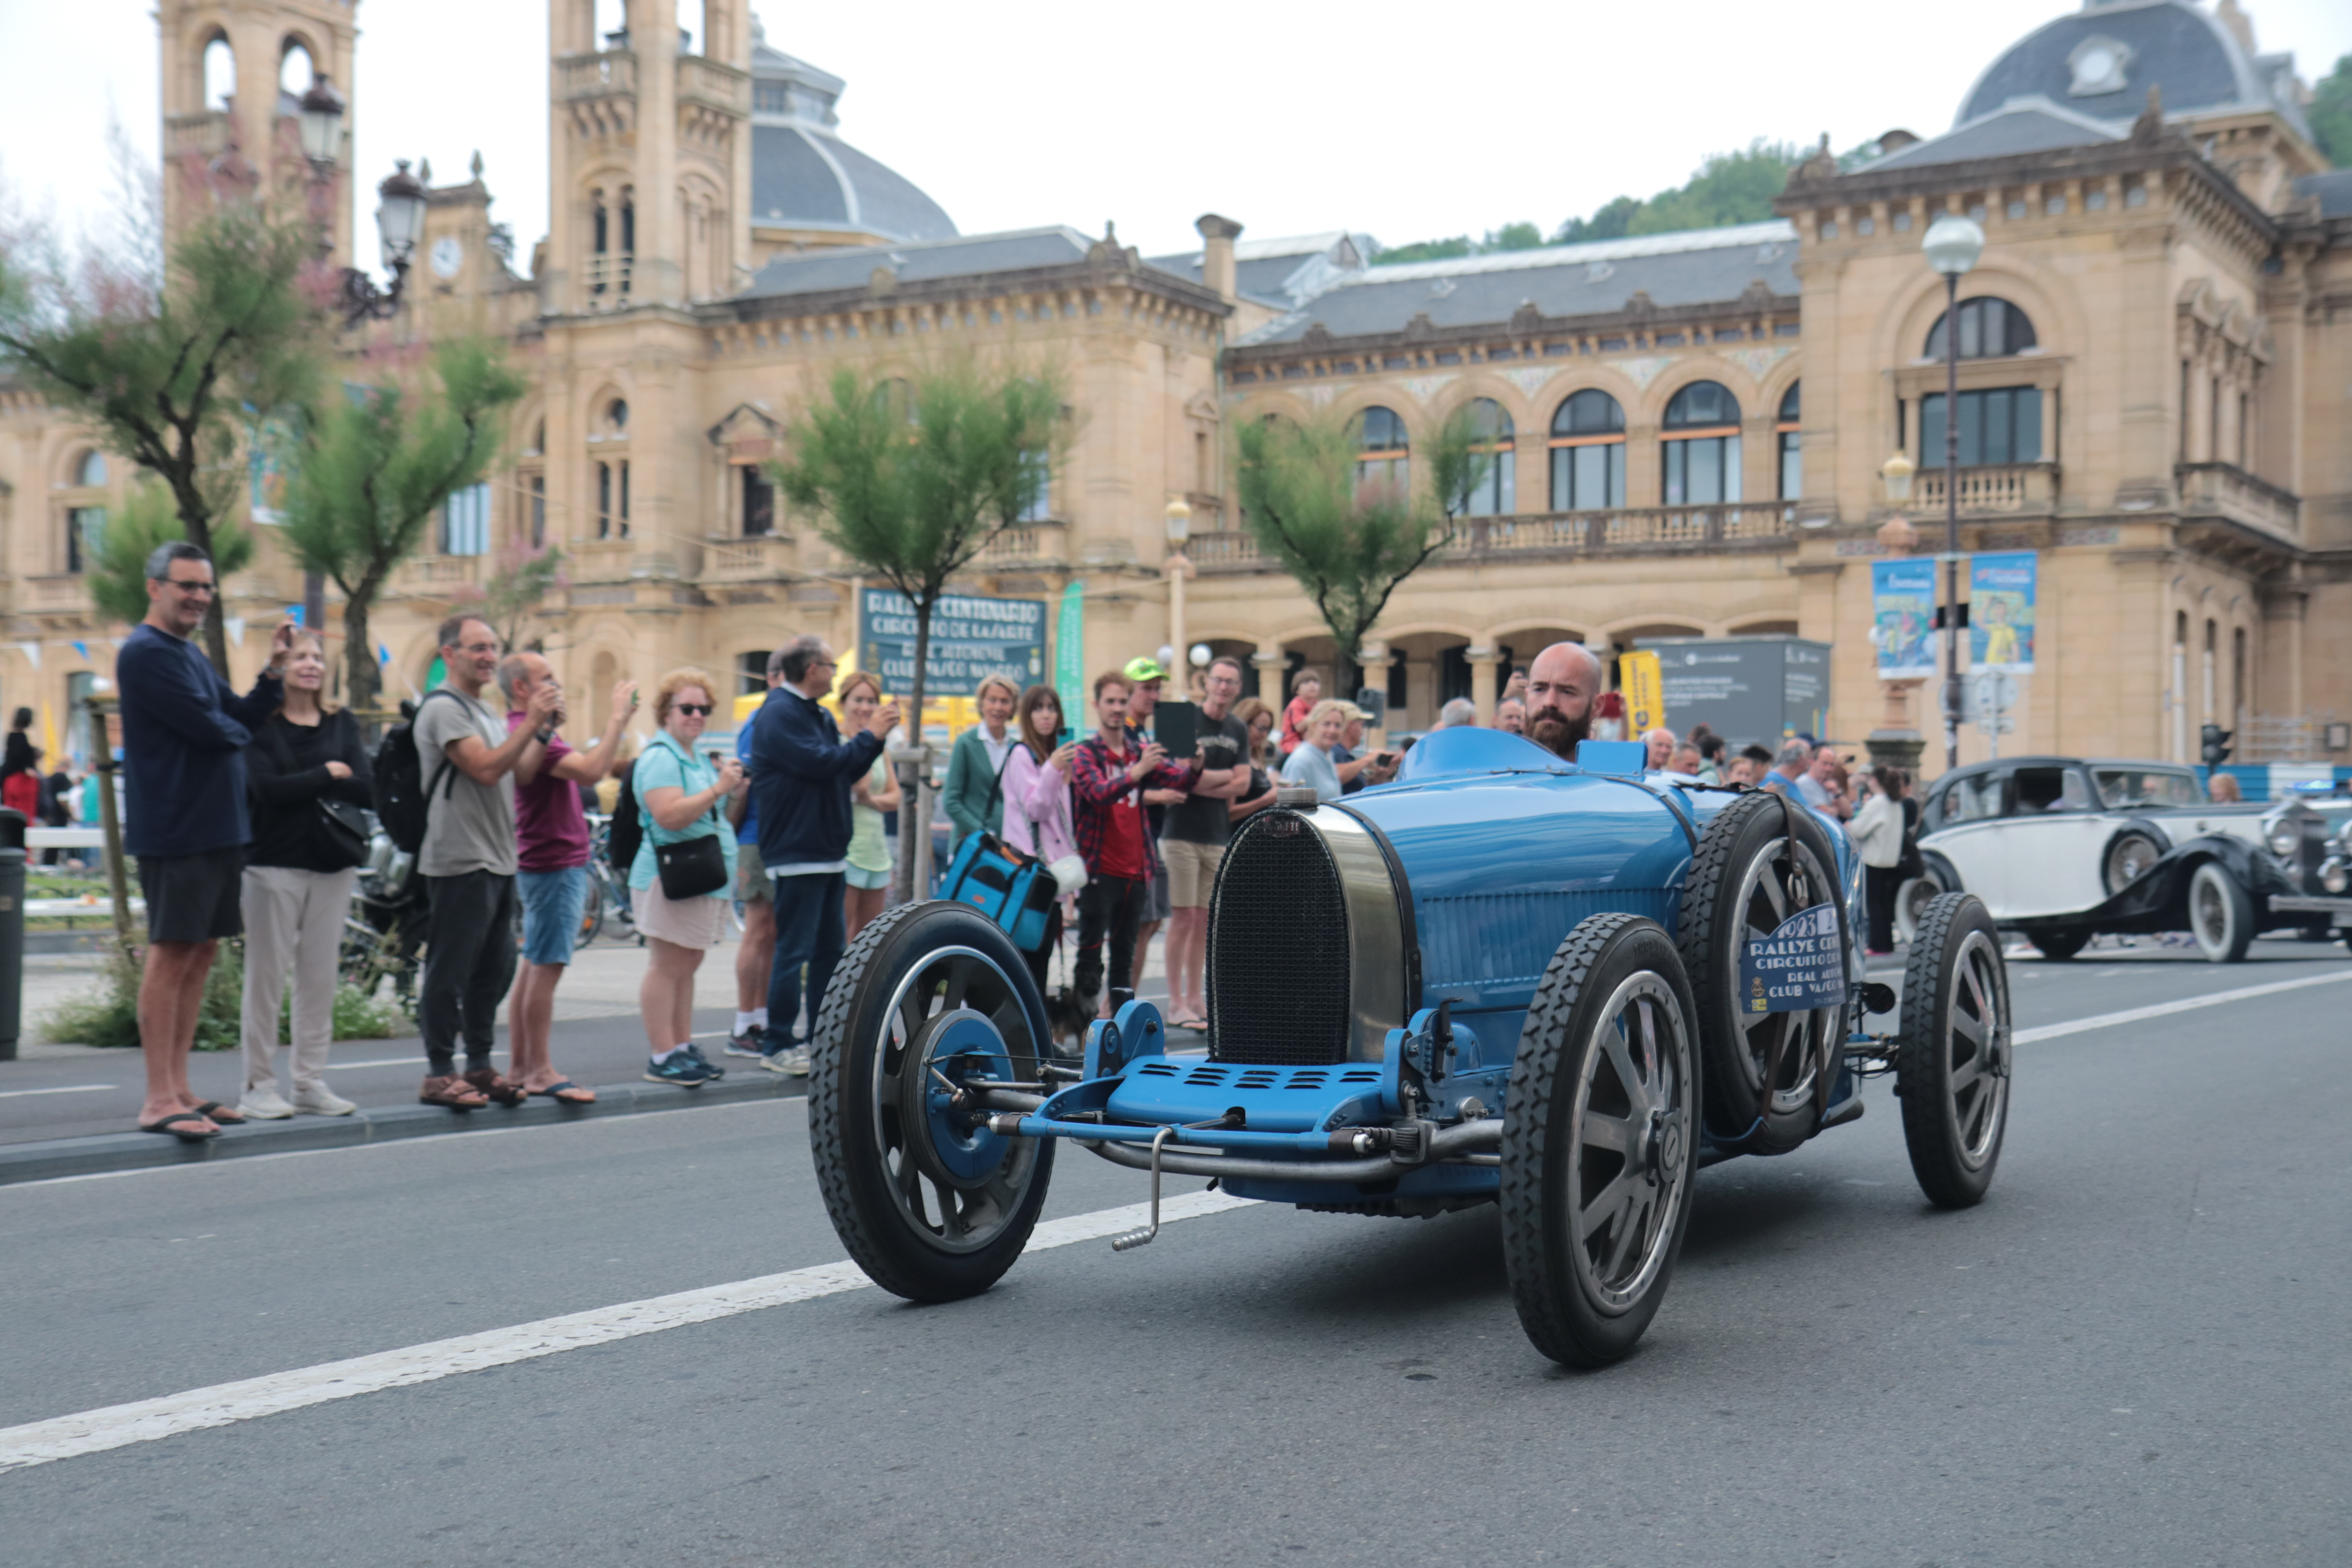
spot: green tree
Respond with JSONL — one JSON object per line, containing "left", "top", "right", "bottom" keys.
{"left": 85, "top": 481, "right": 254, "bottom": 626}
{"left": 1372, "top": 221, "right": 1546, "bottom": 268}
{"left": 462, "top": 539, "right": 568, "bottom": 652}
{"left": 771, "top": 354, "right": 1069, "bottom": 903}
{"left": 2312, "top": 53, "right": 2352, "bottom": 168}
{"left": 1621, "top": 141, "right": 1803, "bottom": 234}
{"left": 0, "top": 201, "right": 328, "bottom": 673}
{"left": 1234, "top": 407, "right": 1487, "bottom": 690}
{"left": 278, "top": 339, "right": 527, "bottom": 711}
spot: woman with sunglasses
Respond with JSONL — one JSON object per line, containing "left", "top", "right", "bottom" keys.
{"left": 629, "top": 669, "right": 745, "bottom": 1086}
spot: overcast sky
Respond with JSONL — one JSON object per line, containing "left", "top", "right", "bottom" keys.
{"left": 4, "top": 0, "right": 2347, "bottom": 270}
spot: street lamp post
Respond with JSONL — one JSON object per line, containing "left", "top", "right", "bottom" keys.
{"left": 294, "top": 75, "right": 425, "bottom": 328}
{"left": 1922, "top": 212, "right": 1985, "bottom": 773}
{"left": 1164, "top": 496, "right": 1192, "bottom": 664}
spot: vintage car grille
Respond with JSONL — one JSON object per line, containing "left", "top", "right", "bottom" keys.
{"left": 1207, "top": 808, "right": 1354, "bottom": 1065}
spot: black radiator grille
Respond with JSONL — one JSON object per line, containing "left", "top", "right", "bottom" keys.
{"left": 1208, "top": 809, "right": 1352, "bottom": 1065}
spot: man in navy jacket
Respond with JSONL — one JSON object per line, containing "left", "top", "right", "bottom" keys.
{"left": 116, "top": 542, "right": 293, "bottom": 1140}
{"left": 746, "top": 635, "right": 898, "bottom": 1073}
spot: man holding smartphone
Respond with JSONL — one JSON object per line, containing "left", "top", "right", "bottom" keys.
{"left": 1156, "top": 656, "right": 1248, "bottom": 1030}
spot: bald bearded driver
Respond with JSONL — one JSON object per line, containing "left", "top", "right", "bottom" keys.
{"left": 1524, "top": 642, "right": 1605, "bottom": 760}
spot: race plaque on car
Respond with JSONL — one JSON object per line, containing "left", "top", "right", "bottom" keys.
{"left": 1739, "top": 904, "right": 1846, "bottom": 1013}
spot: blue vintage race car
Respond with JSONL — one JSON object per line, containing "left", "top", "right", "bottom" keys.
{"left": 808, "top": 727, "right": 2013, "bottom": 1367}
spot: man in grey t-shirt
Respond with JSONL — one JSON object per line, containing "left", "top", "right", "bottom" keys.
{"left": 413, "top": 614, "right": 558, "bottom": 1110}
{"left": 1157, "top": 656, "right": 1248, "bottom": 1029}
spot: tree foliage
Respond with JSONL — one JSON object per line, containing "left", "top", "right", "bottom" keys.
{"left": 462, "top": 539, "right": 568, "bottom": 653}
{"left": 0, "top": 200, "right": 329, "bottom": 673}
{"left": 277, "top": 339, "right": 526, "bottom": 711}
{"left": 85, "top": 481, "right": 254, "bottom": 627}
{"left": 770, "top": 354, "right": 1069, "bottom": 902}
{"left": 1234, "top": 407, "right": 1487, "bottom": 678}
{"left": 2313, "top": 53, "right": 2352, "bottom": 169}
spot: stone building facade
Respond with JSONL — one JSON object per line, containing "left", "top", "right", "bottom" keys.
{"left": 0, "top": 0, "right": 2346, "bottom": 775}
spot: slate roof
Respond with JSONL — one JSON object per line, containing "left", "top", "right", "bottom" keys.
{"left": 2296, "top": 171, "right": 2352, "bottom": 218}
{"left": 1145, "top": 232, "right": 1373, "bottom": 309}
{"left": 1956, "top": 0, "right": 2312, "bottom": 143}
{"left": 745, "top": 32, "right": 956, "bottom": 243}
{"left": 1864, "top": 96, "right": 2125, "bottom": 173}
{"left": 740, "top": 226, "right": 1197, "bottom": 302}
{"left": 1236, "top": 222, "right": 1798, "bottom": 346}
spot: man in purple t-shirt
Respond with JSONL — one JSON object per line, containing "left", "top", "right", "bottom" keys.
{"left": 497, "top": 654, "right": 636, "bottom": 1103}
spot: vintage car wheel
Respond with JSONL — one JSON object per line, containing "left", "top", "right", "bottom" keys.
{"left": 807, "top": 902, "right": 1056, "bottom": 1302}
{"left": 2028, "top": 927, "right": 2090, "bottom": 961}
{"left": 1501, "top": 913, "right": 1701, "bottom": 1369}
{"left": 1896, "top": 893, "right": 2010, "bottom": 1208}
{"left": 1894, "top": 869, "right": 1946, "bottom": 947}
{"left": 2101, "top": 828, "right": 2166, "bottom": 895}
{"left": 1675, "top": 791, "right": 1847, "bottom": 1153}
{"left": 2185, "top": 861, "right": 2254, "bottom": 964}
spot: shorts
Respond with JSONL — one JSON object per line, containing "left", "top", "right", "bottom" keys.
{"left": 1161, "top": 837, "right": 1224, "bottom": 909}
{"left": 137, "top": 846, "right": 245, "bottom": 943}
{"left": 845, "top": 863, "right": 890, "bottom": 891}
{"left": 516, "top": 865, "right": 588, "bottom": 966}
{"left": 633, "top": 878, "right": 730, "bottom": 949}
{"left": 735, "top": 842, "right": 772, "bottom": 904}
{"left": 1144, "top": 846, "right": 1171, "bottom": 924}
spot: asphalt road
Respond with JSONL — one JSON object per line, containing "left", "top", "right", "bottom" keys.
{"left": 1, "top": 943, "right": 2346, "bottom": 1566}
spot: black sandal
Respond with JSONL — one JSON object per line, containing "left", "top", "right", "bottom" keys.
{"left": 140, "top": 1113, "right": 219, "bottom": 1142}
{"left": 190, "top": 1100, "right": 246, "bottom": 1125}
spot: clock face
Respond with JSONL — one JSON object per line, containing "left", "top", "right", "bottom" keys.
{"left": 430, "top": 235, "right": 464, "bottom": 280}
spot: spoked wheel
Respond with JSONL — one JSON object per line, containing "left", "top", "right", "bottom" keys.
{"left": 1501, "top": 913, "right": 1702, "bottom": 1369}
{"left": 1676, "top": 791, "right": 1849, "bottom": 1154}
{"left": 2102, "top": 829, "right": 2165, "bottom": 896}
{"left": 1896, "top": 893, "right": 2011, "bottom": 1208}
{"left": 808, "top": 901, "right": 1056, "bottom": 1301}
{"left": 2186, "top": 862, "right": 2254, "bottom": 963}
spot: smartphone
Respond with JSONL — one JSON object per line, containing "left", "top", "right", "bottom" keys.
{"left": 1153, "top": 701, "right": 1201, "bottom": 760}
{"left": 1057, "top": 725, "right": 1074, "bottom": 746}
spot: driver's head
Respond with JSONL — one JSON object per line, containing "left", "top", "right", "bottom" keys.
{"left": 1525, "top": 642, "right": 1604, "bottom": 760}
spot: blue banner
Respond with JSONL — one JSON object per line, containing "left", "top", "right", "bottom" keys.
{"left": 1738, "top": 903, "right": 1846, "bottom": 1014}
{"left": 1969, "top": 551, "right": 2036, "bottom": 673}
{"left": 859, "top": 589, "right": 1045, "bottom": 698}
{"left": 1872, "top": 558, "right": 1938, "bottom": 680}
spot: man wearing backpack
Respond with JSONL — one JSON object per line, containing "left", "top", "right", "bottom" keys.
{"left": 412, "top": 614, "right": 558, "bottom": 1110}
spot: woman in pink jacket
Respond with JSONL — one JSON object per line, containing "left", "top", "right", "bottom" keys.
{"left": 1004, "top": 684, "right": 1081, "bottom": 995}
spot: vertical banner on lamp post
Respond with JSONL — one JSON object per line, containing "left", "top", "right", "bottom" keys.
{"left": 1053, "top": 581, "right": 1086, "bottom": 740}
{"left": 1969, "top": 552, "right": 2036, "bottom": 673}
{"left": 1872, "top": 558, "right": 1938, "bottom": 680}
{"left": 1618, "top": 650, "right": 1664, "bottom": 735}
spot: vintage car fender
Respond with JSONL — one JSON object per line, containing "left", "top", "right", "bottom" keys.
{"left": 2041, "top": 833, "right": 2296, "bottom": 936}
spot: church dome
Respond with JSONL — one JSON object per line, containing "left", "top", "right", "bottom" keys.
{"left": 1955, "top": 0, "right": 2311, "bottom": 141}
{"left": 748, "top": 28, "right": 956, "bottom": 245}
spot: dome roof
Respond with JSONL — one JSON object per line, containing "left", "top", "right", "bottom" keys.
{"left": 748, "top": 30, "right": 956, "bottom": 245}
{"left": 1955, "top": 0, "right": 2311, "bottom": 142}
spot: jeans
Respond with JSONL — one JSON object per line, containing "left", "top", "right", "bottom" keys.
{"left": 240, "top": 864, "right": 359, "bottom": 1096}
{"left": 768, "top": 871, "right": 846, "bottom": 1045}
{"left": 420, "top": 870, "right": 519, "bottom": 1076}
{"left": 1075, "top": 874, "right": 1145, "bottom": 1004}
{"left": 516, "top": 866, "right": 588, "bottom": 967}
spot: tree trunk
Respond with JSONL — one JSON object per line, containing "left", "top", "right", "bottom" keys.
{"left": 888, "top": 599, "right": 933, "bottom": 907}
{"left": 343, "top": 586, "right": 381, "bottom": 715}
{"left": 167, "top": 474, "right": 233, "bottom": 677}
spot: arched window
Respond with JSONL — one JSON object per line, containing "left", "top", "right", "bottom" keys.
{"left": 1548, "top": 389, "right": 1625, "bottom": 510}
{"left": 1458, "top": 398, "right": 1514, "bottom": 517}
{"left": 1924, "top": 298, "right": 2036, "bottom": 361}
{"left": 1662, "top": 381, "right": 1742, "bottom": 506}
{"left": 201, "top": 35, "right": 236, "bottom": 111}
{"left": 604, "top": 398, "right": 628, "bottom": 434}
{"left": 279, "top": 39, "right": 315, "bottom": 97}
{"left": 1356, "top": 405, "right": 1407, "bottom": 497}
{"left": 74, "top": 450, "right": 107, "bottom": 488}
{"left": 1776, "top": 382, "right": 1801, "bottom": 500}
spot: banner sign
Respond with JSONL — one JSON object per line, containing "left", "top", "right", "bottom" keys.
{"left": 1737, "top": 902, "right": 1846, "bottom": 1014}
{"left": 859, "top": 589, "right": 1045, "bottom": 698}
{"left": 1053, "top": 581, "right": 1086, "bottom": 736}
{"left": 1969, "top": 551, "right": 2036, "bottom": 673}
{"left": 1872, "top": 559, "right": 1938, "bottom": 680}
{"left": 1618, "top": 650, "right": 1664, "bottom": 736}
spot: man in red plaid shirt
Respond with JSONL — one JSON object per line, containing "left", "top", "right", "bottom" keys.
{"left": 1069, "top": 669, "right": 1200, "bottom": 1016}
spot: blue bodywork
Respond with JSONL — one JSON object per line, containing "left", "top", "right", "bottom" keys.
{"left": 993, "top": 727, "right": 1867, "bottom": 1208}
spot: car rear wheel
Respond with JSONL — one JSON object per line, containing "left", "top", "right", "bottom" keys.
{"left": 2102, "top": 829, "right": 2165, "bottom": 896}
{"left": 2186, "top": 861, "right": 2254, "bottom": 964}
{"left": 808, "top": 902, "right": 1056, "bottom": 1302}
{"left": 1500, "top": 914, "right": 1701, "bottom": 1370}
{"left": 1894, "top": 869, "right": 1946, "bottom": 948}
{"left": 2029, "top": 927, "right": 2089, "bottom": 961}
{"left": 1896, "top": 893, "right": 2010, "bottom": 1208}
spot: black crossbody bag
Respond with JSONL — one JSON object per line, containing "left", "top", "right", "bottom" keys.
{"left": 261, "top": 712, "right": 370, "bottom": 869}
{"left": 652, "top": 745, "right": 730, "bottom": 900}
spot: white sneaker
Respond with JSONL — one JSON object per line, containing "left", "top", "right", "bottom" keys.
{"left": 291, "top": 1085, "right": 358, "bottom": 1116}
{"left": 761, "top": 1045, "right": 812, "bottom": 1076}
{"left": 237, "top": 1088, "right": 296, "bottom": 1120}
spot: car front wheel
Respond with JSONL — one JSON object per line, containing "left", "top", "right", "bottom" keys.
{"left": 2185, "top": 861, "right": 2254, "bottom": 964}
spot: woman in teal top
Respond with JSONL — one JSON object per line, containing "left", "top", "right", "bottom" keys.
{"left": 840, "top": 671, "right": 900, "bottom": 941}
{"left": 630, "top": 669, "right": 745, "bottom": 1086}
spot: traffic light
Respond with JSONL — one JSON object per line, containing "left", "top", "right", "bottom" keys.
{"left": 2200, "top": 722, "right": 2232, "bottom": 769}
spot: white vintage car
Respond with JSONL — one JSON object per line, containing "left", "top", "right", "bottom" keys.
{"left": 1901, "top": 757, "right": 2321, "bottom": 962}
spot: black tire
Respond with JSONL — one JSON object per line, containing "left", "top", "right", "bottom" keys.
{"left": 2028, "top": 927, "right": 2089, "bottom": 961}
{"left": 1500, "top": 913, "right": 1702, "bottom": 1369}
{"left": 1896, "top": 893, "right": 2010, "bottom": 1208}
{"left": 2101, "top": 828, "right": 2166, "bottom": 896}
{"left": 1893, "top": 867, "right": 1946, "bottom": 948}
{"left": 2185, "top": 861, "right": 2254, "bottom": 963}
{"left": 1674, "top": 791, "right": 1847, "bottom": 1153}
{"left": 808, "top": 900, "right": 1057, "bottom": 1302}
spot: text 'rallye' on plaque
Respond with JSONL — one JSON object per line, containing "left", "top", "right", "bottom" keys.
{"left": 1738, "top": 902, "right": 1846, "bottom": 1014}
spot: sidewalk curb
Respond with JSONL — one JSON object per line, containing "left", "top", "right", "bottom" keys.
{"left": 0, "top": 1071, "right": 809, "bottom": 1187}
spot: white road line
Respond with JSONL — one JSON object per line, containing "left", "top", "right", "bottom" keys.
{"left": 2013, "top": 968, "right": 2352, "bottom": 1044}
{"left": 0, "top": 1085, "right": 115, "bottom": 1100}
{"left": 0, "top": 1189, "right": 1256, "bottom": 1474}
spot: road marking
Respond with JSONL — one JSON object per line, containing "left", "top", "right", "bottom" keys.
{"left": 0, "top": 1188, "right": 1256, "bottom": 1473}
{"left": 0, "top": 1084, "right": 114, "bottom": 1100}
{"left": 2013, "top": 968, "right": 2352, "bottom": 1044}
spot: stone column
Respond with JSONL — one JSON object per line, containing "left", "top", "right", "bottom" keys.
{"left": 1468, "top": 645, "right": 1502, "bottom": 724}
{"left": 1252, "top": 644, "right": 1285, "bottom": 708}
{"left": 1356, "top": 643, "right": 1395, "bottom": 743}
